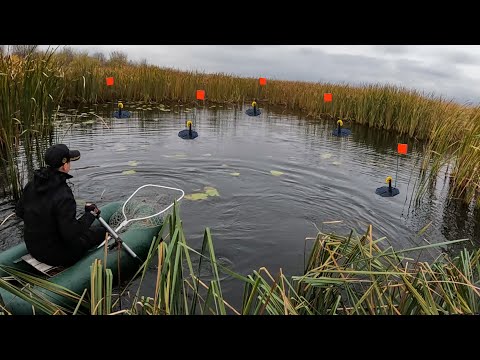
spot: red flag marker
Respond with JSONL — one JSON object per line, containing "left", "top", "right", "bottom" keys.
{"left": 196, "top": 90, "right": 205, "bottom": 100}
{"left": 324, "top": 93, "right": 332, "bottom": 102}
{"left": 106, "top": 77, "right": 114, "bottom": 86}
{"left": 259, "top": 77, "right": 267, "bottom": 86}
{"left": 397, "top": 143, "right": 408, "bottom": 155}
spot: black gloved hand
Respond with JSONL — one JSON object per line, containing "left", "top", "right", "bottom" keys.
{"left": 85, "top": 203, "right": 101, "bottom": 216}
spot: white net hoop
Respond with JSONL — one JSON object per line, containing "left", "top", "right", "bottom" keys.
{"left": 106, "top": 184, "right": 184, "bottom": 235}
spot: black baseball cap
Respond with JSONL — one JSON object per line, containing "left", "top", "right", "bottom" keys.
{"left": 45, "top": 144, "right": 81, "bottom": 168}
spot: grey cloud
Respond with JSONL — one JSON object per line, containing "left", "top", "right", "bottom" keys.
{"left": 438, "top": 50, "right": 478, "bottom": 66}
{"left": 372, "top": 45, "right": 410, "bottom": 55}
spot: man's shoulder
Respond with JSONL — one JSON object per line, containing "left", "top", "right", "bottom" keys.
{"left": 51, "top": 181, "right": 75, "bottom": 201}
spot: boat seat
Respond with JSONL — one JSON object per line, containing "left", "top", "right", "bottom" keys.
{"left": 21, "top": 254, "right": 64, "bottom": 277}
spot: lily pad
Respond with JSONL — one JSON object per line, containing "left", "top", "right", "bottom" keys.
{"left": 229, "top": 172, "right": 240, "bottom": 176}
{"left": 122, "top": 170, "right": 136, "bottom": 175}
{"left": 185, "top": 193, "right": 209, "bottom": 201}
{"left": 204, "top": 186, "right": 220, "bottom": 197}
{"left": 270, "top": 170, "right": 284, "bottom": 176}
{"left": 321, "top": 153, "right": 333, "bottom": 159}
{"left": 163, "top": 154, "right": 187, "bottom": 158}
{"left": 128, "top": 161, "right": 138, "bottom": 167}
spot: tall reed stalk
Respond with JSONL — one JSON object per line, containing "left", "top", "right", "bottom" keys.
{"left": 0, "top": 48, "right": 65, "bottom": 200}
{"left": 1, "top": 204, "right": 478, "bottom": 315}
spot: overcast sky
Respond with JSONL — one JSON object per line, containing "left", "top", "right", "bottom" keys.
{"left": 39, "top": 45, "right": 480, "bottom": 105}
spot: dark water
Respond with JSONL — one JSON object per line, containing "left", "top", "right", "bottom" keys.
{"left": 1, "top": 102, "right": 480, "bottom": 311}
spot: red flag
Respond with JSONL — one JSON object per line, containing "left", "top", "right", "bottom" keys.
{"left": 259, "top": 77, "right": 267, "bottom": 86}
{"left": 397, "top": 143, "right": 408, "bottom": 155}
{"left": 324, "top": 93, "right": 332, "bottom": 102}
{"left": 106, "top": 77, "right": 114, "bottom": 86}
{"left": 196, "top": 90, "right": 205, "bottom": 100}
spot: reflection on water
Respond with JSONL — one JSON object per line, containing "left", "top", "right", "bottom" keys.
{"left": 1, "top": 102, "right": 479, "bottom": 309}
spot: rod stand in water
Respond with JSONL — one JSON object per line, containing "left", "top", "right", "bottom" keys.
{"left": 375, "top": 176, "right": 399, "bottom": 197}
{"left": 395, "top": 155, "right": 399, "bottom": 188}
{"left": 91, "top": 211, "right": 141, "bottom": 261}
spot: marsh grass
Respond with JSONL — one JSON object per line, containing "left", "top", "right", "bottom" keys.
{"left": 1, "top": 204, "right": 478, "bottom": 315}
{"left": 0, "top": 48, "right": 65, "bottom": 200}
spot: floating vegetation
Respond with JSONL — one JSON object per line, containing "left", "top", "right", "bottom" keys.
{"left": 229, "top": 172, "right": 240, "bottom": 176}
{"left": 127, "top": 161, "right": 138, "bottom": 167}
{"left": 122, "top": 170, "right": 136, "bottom": 175}
{"left": 270, "top": 170, "right": 284, "bottom": 176}
{"left": 185, "top": 186, "right": 220, "bottom": 201}
{"left": 184, "top": 193, "right": 209, "bottom": 201}
{"left": 162, "top": 154, "right": 187, "bottom": 159}
{"left": 204, "top": 186, "right": 220, "bottom": 197}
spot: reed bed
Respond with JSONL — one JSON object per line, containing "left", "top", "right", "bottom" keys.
{"left": 1, "top": 204, "right": 478, "bottom": 315}
{"left": 0, "top": 48, "right": 65, "bottom": 200}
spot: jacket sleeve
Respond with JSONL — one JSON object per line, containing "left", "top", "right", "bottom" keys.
{"left": 55, "top": 189, "right": 98, "bottom": 256}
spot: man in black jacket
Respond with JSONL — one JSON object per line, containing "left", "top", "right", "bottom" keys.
{"left": 15, "top": 144, "right": 107, "bottom": 267}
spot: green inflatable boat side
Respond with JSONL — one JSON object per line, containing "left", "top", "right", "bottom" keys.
{"left": 0, "top": 202, "right": 162, "bottom": 315}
